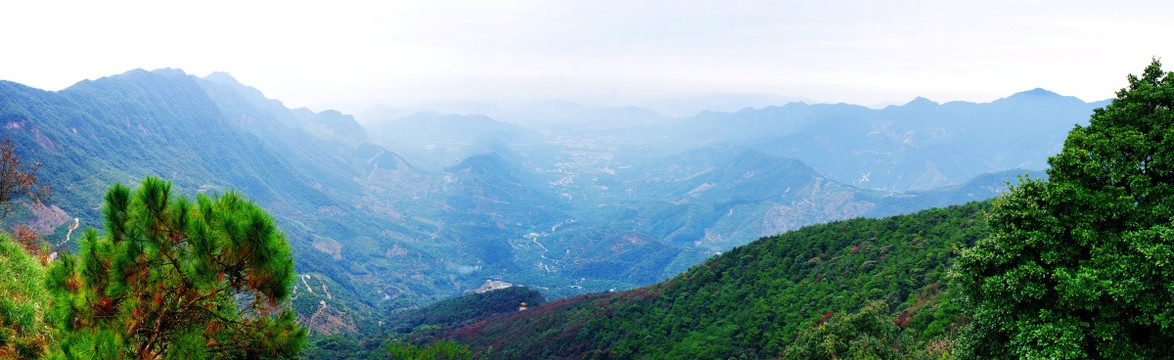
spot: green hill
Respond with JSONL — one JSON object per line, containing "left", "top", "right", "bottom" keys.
{"left": 417, "top": 202, "right": 990, "bottom": 359}
{"left": 392, "top": 286, "right": 547, "bottom": 334}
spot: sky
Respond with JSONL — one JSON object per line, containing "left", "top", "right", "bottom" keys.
{"left": 2, "top": 0, "right": 1173, "bottom": 113}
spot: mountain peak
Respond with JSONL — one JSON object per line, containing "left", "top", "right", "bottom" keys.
{"left": 1010, "top": 88, "right": 1061, "bottom": 98}
{"left": 149, "top": 68, "right": 190, "bottom": 78}
{"left": 64, "top": 68, "right": 202, "bottom": 95}
{"left": 907, "top": 96, "right": 937, "bottom": 105}
{"left": 448, "top": 152, "right": 510, "bottom": 173}
{"left": 994, "top": 87, "right": 1084, "bottom": 105}
{"left": 894, "top": 96, "right": 938, "bottom": 108}
{"left": 202, "top": 71, "right": 241, "bottom": 85}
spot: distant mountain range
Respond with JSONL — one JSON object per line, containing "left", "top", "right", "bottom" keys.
{"left": 0, "top": 68, "right": 1095, "bottom": 337}
{"left": 355, "top": 92, "right": 808, "bottom": 125}
{"left": 365, "top": 112, "right": 539, "bottom": 170}
{"left": 640, "top": 93, "right": 811, "bottom": 117}
{"left": 364, "top": 88, "right": 1101, "bottom": 192}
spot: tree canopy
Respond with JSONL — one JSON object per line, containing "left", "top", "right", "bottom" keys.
{"left": 44, "top": 177, "right": 305, "bottom": 359}
{"left": 956, "top": 59, "right": 1174, "bottom": 358}
{"left": 782, "top": 301, "right": 902, "bottom": 360}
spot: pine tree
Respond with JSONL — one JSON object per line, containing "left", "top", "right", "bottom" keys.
{"left": 44, "top": 177, "right": 305, "bottom": 359}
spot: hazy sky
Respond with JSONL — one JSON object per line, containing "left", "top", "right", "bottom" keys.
{"left": 2, "top": 0, "right": 1172, "bottom": 112}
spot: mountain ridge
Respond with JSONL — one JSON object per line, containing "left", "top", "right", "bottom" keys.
{"left": 1, "top": 67, "right": 1100, "bottom": 341}
{"left": 408, "top": 202, "right": 991, "bottom": 359}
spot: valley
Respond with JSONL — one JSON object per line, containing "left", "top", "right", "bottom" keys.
{"left": 1, "top": 68, "right": 1100, "bottom": 341}
{"left": 4, "top": 2, "right": 1169, "bottom": 357}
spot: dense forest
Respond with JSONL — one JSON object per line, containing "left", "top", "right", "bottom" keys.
{"left": 406, "top": 202, "right": 987, "bottom": 359}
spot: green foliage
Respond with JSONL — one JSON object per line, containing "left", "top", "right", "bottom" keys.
{"left": 3, "top": 67, "right": 1059, "bottom": 342}
{"left": 0, "top": 137, "right": 52, "bottom": 220}
{"left": 0, "top": 233, "right": 56, "bottom": 359}
{"left": 386, "top": 339, "right": 471, "bottom": 360}
{"left": 783, "top": 301, "right": 902, "bottom": 360}
{"left": 301, "top": 334, "right": 365, "bottom": 360}
{"left": 956, "top": 59, "right": 1174, "bottom": 359}
{"left": 0, "top": 70, "right": 422, "bottom": 335}
{"left": 43, "top": 177, "right": 305, "bottom": 359}
{"left": 392, "top": 286, "right": 546, "bottom": 333}
{"left": 422, "top": 203, "right": 989, "bottom": 358}
{"left": 300, "top": 286, "right": 541, "bottom": 359}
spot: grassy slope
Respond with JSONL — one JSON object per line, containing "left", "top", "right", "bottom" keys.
{"left": 0, "top": 234, "right": 54, "bottom": 359}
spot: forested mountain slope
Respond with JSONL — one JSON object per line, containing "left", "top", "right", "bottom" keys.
{"left": 0, "top": 68, "right": 1058, "bottom": 340}
{"left": 0, "top": 69, "right": 465, "bottom": 335}
{"left": 423, "top": 202, "right": 990, "bottom": 359}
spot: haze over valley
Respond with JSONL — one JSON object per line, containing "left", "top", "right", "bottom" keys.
{"left": 3, "top": 1, "right": 1172, "bottom": 358}
{"left": 1, "top": 67, "right": 1104, "bottom": 336}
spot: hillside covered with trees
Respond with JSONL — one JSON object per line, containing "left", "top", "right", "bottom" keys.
{"left": 408, "top": 202, "right": 987, "bottom": 359}
{"left": 385, "top": 60, "right": 1174, "bottom": 359}
{"left": 0, "top": 65, "right": 1076, "bottom": 338}
{"left": 3, "top": 59, "right": 1172, "bottom": 359}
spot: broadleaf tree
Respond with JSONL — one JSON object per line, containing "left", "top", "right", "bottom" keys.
{"left": 0, "top": 137, "right": 52, "bottom": 220}
{"left": 781, "top": 301, "right": 903, "bottom": 360}
{"left": 956, "top": 59, "right": 1174, "bottom": 359}
{"left": 44, "top": 177, "right": 305, "bottom": 359}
